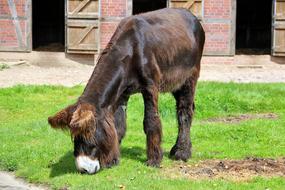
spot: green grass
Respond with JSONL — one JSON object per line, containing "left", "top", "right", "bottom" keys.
{"left": 0, "top": 63, "right": 9, "bottom": 71}
{"left": 0, "top": 82, "right": 285, "bottom": 189}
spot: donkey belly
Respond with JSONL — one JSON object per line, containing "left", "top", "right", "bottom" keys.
{"left": 159, "top": 66, "right": 197, "bottom": 92}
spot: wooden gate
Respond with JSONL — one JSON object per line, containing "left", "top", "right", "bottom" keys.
{"left": 169, "top": 0, "right": 203, "bottom": 20}
{"left": 0, "top": 0, "right": 32, "bottom": 52}
{"left": 272, "top": 0, "right": 285, "bottom": 56}
{"left": 66, "top": 0, "right": 99, "bottom": 54}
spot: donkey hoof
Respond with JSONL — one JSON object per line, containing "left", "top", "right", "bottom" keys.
{"left": 146, "top": 159, "right": 161, "bottom": 168}
{"left": 105, "top": 158, "right": 120, "bottom": 168}
{"left": 170, "top": 146, "right": 191, "bottom": 161}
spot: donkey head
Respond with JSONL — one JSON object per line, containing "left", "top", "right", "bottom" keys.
{"left": 48, "top": 102, "right": 119, "bottom": 174}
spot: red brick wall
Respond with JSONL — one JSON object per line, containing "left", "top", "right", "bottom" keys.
{"left": 204, "top": 0, "right": 231, "bottom": 19}
{"left": 1, "top": 0, "right": 234, "bottom": 60}
{"left": 99, "top": 0, "right": 234, "bottom": 57}
{"left": 203, "top": 23, "right": 230, "bottom": 54}
{"left": 0, "top": 0, "right": 30, "bottom": 51}
{"left": 101, "top": 0, "right": 127, "bottom": 17}
{"left": 0, "top": 20, "right": 18, "bottom": 47}
{"left": 0, "top": 0, "right": 15, "bottom": 47}
{"left": 203, "top": 0, "right": 233, "bottom": 55}
{"left": 100, "top": 0, "right": 127, "bottom": 50}
{"left": 0, "top": 0, "right": 10, "bottom": 15}
{"left": 100, "top": 22, "right": 119, "bottom": 49}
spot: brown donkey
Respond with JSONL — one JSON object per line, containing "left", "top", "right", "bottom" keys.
{"left": 48, "top": 8, "right": 205, "bottom": 174}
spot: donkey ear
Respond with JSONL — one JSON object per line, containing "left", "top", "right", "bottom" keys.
{"left": 69, "top": 103, "right": 96, "bottom": 134}
{"left": 48, "top": 104, "right": 76, "bottom": 130}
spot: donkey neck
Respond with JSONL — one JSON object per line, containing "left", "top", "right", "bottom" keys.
{"left": 79, "top": 48, "right": 127, "bottom": 113}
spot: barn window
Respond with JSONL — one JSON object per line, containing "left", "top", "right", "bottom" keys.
{"left": 236, "top": 0, "right": 272, "bottom": 54}
{"left": 133, "top": 0, "right": 167, "bottom": 15}
{"left": 32, "top": 0, "right": 65, "bottom": 51}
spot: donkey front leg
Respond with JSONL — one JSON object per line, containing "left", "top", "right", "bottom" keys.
{"left": 114, "top": 96, "right": 129, "bottom": 144}
{"left": 114, "top": 105, "right": 127, "bottom": 144}
{"left": 142, "top": 86, "right": 163, "bottom": 167}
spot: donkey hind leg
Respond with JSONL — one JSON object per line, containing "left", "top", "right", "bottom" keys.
{"left": 170, "top": 77, "right": 197, "bottom": 161}
{"left": 142, "top": 85, "right": 163, "bottom": 167}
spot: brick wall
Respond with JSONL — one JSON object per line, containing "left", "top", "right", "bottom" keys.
{"left": 101, "top": 0, "right": 127, "bottom": 17}
{"left": 0, "top": 0, "right": 30, "bottom": 51}
{"left": 100, "top": 22, "right": 120, "bottom": 49}
{"left": 0, "top": 20, "right": 18, "bottom": 46}
{"left": 203, "top": 0, "right": 233, "bottom": 56}
{"left": 204, "top": 0, "right": 231, "bottom": 19}
{"left": 99, "top": 0, "right": 234, "bottom": 57}
{"left": 100, "top": 0, "right": 127, "bottom": 50}
{"left": 0, "top": 0, "right": 10, "bottom": 15}
{"left": 1, "top": 0, "right": 235, "bottom": 62}
{"left": 203, "top": 23, "right": 230, "bottom": 54}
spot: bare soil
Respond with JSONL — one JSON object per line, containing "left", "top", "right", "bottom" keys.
{"left": 200, "top": 55, "right": 285, "bottom": 83}
{"left": 0, "top": 55, "right": 284, "bottom": 88}
{"left": 203, "top": 113, "right": 279, "bottom": 124}
{"left": 164, "top": 157, "right": 285, "bottom": 181}
{"left": 0, "top": 60, "right": 93, "bottom": 88}
{"left": 34, "top": 43, "right": 65, "bottom": 52}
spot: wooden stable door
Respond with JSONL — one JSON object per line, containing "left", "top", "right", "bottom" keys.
{"left": 272, "top": 0, "right": 285, "bottom": 56}
{"left": 66, "top": 0, "right": 99, "bottom": 54}
{"left": 169, "top": 0, "right": 203, "bottom": 20}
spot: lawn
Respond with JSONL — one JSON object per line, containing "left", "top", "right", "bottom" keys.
{"left": 0, "top": 82, "right": 285, "bottom": 190}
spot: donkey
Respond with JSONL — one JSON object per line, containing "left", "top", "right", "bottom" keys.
{"left": 48, "top": 8, "right": 205, "bottom": 174}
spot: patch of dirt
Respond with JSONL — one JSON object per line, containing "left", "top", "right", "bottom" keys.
{"left": 200, "top": 55, "right": 285, "bottom": 83}
{"left": 0, "top": 60, "right": 93, "bottom": 88}
{"left": 164, "top": 157, "right": 285, "bottom": 181}
{"left": 203, "top": 113, "right": 278, "bottom": 124}
{"left": 0, "top": 55, "right": 285, "bottom": 87}
{"left": 35, "top": 43, "right": 65, "bottom": 52}
{"left": 236, "top": 48, "right": 271, "bottom": 55}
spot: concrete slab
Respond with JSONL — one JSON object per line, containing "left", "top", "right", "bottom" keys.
{"left": 0, "top": 172, "right": 46, "bottom": 190}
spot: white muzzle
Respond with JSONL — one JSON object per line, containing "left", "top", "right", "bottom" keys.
{"left": 75, "top": 156, "right": 100, "bottom": 174}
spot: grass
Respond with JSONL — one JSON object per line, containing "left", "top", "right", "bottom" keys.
{"left": 0, "top": 63, "right": 9, "bottom": 71}
{"left": 0, "top": 82, "right": 285, "bottom": 189}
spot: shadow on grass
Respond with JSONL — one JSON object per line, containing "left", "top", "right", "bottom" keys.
{"left": 121, "top": 146, "right": 146, "bottom": 163}
{"left": 49, "top": 151, "right": 77, "bottom": 177}
{"left": 121, "top": 146, "right": 170, "bottom": 163}
{"left": 49, "top": 147, "right": 171, "bottom": 177}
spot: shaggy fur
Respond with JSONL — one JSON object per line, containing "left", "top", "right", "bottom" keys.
{"left": 48, "top": 8, "right": 205, "bottom": 169}
{"left": 69, "top": 103, "right": 96, "bottom": 137}
{"left": 48, "top": 104, "right": 77, "bottom": 130}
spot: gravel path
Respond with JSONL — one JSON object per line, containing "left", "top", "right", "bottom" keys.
{"left": 0, "top": 56, "right": 285, "bottom": 88}
{"left": 0, "top": 172, "right": 46, "bottom": 190}
{"left": 0, "top": 61, "right": 93, "bottom": 88}
{"left": 200, "top": 63, "right": 285, "bottom": 83}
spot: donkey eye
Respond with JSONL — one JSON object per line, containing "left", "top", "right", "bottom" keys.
{"left": 91, "top": 147, "right": 98, "bottom": 156}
